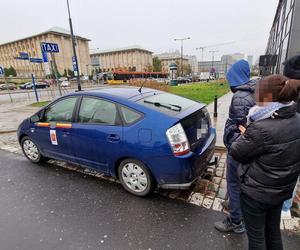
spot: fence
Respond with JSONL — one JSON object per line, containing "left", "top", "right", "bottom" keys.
{"left": 0, "top": 81, "right": 103, "bottom": 104}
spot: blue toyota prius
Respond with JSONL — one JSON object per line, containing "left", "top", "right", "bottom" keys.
{"left": 18, "top": 87, "right": 216, "bottom": 196}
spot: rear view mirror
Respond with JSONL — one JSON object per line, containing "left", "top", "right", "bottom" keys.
{"left": 30, "top": 114, "right": 40, "bottom": 123}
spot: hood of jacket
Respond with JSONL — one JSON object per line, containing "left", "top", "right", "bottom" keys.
{"left": 234, "top": 80, "right": 256, "bottom": 93}
{"left": 227, "top": 59, "right": 250, "bottom": 87}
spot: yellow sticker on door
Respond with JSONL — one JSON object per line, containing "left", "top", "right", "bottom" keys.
{"left": 50, "top": 130, "right": 58, "bottom": 145}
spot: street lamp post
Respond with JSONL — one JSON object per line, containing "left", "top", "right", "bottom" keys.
{"left": 209, "top": 50, "right": 218, "bottom": 77}
{"left": 66, "top": 0, "right": 81, "bottom": 91}
{"left": 174, "top": 37, "right": 190, "bottom": 77}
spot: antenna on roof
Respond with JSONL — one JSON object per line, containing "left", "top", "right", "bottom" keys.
{"left": 138, "top": 82, "right": 145, "bottom": 94}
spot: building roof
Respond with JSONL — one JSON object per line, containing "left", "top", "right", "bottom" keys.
{"left": 155, "top": 52, "right": 189, "bottom": 61}
{"left": 90, "top": 45, "right": 153, "bottom": 55}
{"left": 0, "top": 26, "right": 90, "bottom": 46}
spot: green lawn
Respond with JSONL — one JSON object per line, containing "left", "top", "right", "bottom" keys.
{"left": 170, "top": 81, "right": 230, "bottom": 104}
{"left": 30, "top": 101, "right": 50, "bottom": 107}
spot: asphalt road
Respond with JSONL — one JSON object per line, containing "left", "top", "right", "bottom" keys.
{"left": 0, "top": 150, "right": 299, "bottom": 250}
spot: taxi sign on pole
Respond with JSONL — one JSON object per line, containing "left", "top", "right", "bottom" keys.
{"left": 72, "top": 56, "right": 78, "bottom": 76}
{"left": 41, "top": 42, "right": 59, "bottom": 53}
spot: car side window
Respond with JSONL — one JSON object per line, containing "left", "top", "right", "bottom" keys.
{"left": 43, "top": 97, "right": 77, "bottom": 122}
{"left": 78, "top": 97, "right": 119, "bottom": 125}
{"left": 120, "top": 106, "right": 142, "bottom": 125}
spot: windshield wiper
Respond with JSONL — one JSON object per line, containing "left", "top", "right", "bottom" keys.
{"left": 144, "top": 100, "right": 182, "bottom": 111}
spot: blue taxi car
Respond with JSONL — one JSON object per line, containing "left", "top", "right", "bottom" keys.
{"left": 18, "top": 87, "right": 216, "bottom": 196}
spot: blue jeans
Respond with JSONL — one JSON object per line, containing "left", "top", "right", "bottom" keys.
{"left": 282, "top": 176, "right": 299, "bottom": 211}
{"left": 227, "top": 154, "right": 242, "bottom": 223}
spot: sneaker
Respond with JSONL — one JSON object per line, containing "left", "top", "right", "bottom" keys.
{"left": 281, "top": 209, "right": 292, "bottom": 219}
{"left": 221, "top": 199, "right": 229, "bottom": 211}
{"left": 214, "top": 217, "right": 245, "bottom": 233}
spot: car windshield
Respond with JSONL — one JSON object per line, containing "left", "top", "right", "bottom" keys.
{"left": 138, "top": 93, "right": 197, "bottom": 116}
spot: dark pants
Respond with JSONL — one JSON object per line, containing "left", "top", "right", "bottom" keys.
{"left": 240, "top": 193, "right": 283, "bottom": 250}
{"left": 226, "top": 154, "right": 242, "bottom": 223}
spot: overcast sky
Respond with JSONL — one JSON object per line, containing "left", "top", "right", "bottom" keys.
{"left": 1, "top": 0, "right": 278, "bottom": 62}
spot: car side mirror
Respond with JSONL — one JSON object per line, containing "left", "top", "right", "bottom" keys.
{"left": 30, "top": 114, "right": 40, "bottom": 123}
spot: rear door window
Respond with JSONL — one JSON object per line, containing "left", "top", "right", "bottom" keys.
{"left": 78, "top": 97, "right": 120, "bottom": 125}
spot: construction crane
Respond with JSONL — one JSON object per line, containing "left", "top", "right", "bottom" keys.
{"left": 196, "top": 41, "right": 235, "bottom": 61}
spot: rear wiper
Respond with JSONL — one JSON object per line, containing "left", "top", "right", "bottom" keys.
{"left": 144, "top": 100, "right": 182, "bottom": 111}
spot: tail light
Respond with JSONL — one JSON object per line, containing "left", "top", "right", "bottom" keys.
{"left": 166, "top": 123, "right": 190, "bottom": 156}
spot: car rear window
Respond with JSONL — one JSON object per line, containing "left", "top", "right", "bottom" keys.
{"left": 137, "top": 93, "right": 197, "bottom": 116}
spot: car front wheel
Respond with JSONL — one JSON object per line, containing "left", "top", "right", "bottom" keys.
{"left": 21, "top": 136, "right": 45, "bottom": 163}
{"left": 118, "top": 159, "right": 154, "bottom": 196}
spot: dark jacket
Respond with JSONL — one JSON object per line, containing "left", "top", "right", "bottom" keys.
{"left": 223, "top": 81, "right": 256, "bottom": 149}
{"left": 230, "top": 104, "right": 300, "bottom": 205}
{"left": 297, "top": 94, "right": 300, "bottom": 113}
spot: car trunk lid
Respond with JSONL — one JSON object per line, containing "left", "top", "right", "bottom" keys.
{"left": 177, "top": 105, "right": 211, "bottom": 152}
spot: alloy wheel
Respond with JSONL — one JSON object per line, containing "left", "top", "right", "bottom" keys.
{"left": 121, "top": 162, "right": 148, "bottom": 193}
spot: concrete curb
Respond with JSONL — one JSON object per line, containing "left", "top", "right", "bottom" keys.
{"left": 215, "top": 145, "right": 227, "bottom": 151}
{"left": 0, "top": 130, "right": 17, "bottom": 134}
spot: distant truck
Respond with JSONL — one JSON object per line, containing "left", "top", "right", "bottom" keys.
{"left": 199, "top": 72, "right": 215, "bottom": 81}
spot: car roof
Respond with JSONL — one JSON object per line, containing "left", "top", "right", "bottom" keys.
{"left": 76, "top": 86, "right": 161, "bottom": 100}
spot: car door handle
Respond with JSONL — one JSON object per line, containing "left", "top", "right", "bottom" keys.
{"left": 62, "top": 130, "right": 70, "bottom": 137}
{"left": 107, "top": 134, "right": 120, "bottom": 143}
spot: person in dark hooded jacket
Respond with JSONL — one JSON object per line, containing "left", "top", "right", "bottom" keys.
{"left": 230, "top": 75, "right": 300, "bottom": 250}
{"left": 281, "top": 55, "right": 300, "bottom": 218}
{"left": 215, "top": 59, "right": 255, "bottom": 233}
{"left": 283, "top": 54, "right": 300, "bottom": 112}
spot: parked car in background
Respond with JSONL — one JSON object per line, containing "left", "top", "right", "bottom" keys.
{"left": 177, "top": 77, "right": 191, "bottom": 84}
{"left": 199, "top": 72, "right": 211, "bottom": 81}
{"left": 0, "top": 83, "right": 17, "bottom": 90}
{"left": 59, "top": 77, "right": 68, "bottom": 82}
{"left": 80, "top": 75, "right": 89, "bottom": 81}
{"left": 18, "top": 87, "right": 216, "bottom": 197}
{"left": 19, "top": 82, "right": 50, "bottom": 90}
{"left": 60, "top": 80, "right": 70, "bottom": 87}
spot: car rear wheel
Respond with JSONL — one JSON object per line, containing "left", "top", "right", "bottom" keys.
{"left": 118, "top": 159, "right": 154, "bottom": 196}
{"left": 21, "top": 136, "right": 45, "bottom": 163}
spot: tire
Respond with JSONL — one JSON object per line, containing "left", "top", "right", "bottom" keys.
{"left": 118, "top": 158, "right": 154, "bottom": 197}
{"left": 21, "top": 136, "right": 45, "bottom": 163}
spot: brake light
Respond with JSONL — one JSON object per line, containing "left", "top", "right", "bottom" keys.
{"left": 166, "top": 123, "right": 190, "bottom": 156}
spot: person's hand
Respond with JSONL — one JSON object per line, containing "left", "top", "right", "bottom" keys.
{"left": 239, "top": 125, "right": 246, "bottom": 135}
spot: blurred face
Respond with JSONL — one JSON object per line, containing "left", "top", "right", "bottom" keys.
{"left": 255, "top": 86, "right": 274, "bottom": 106}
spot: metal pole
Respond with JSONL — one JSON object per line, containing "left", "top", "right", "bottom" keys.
{"left": 214, "top": 95, "right": 218, "bottom": 117}
{"left": 181, "top": 40, "right": 183, "bottom": 77}
{"left": 66, "top": 0, "right": 81, "bottom": 91}
{"left": 3, "top": 76, "right": 13, "bottom": 103}
{"left": 209, "top": 50, "right": 218, "bottom": 79}
{"left": 31, "top": 73, "right": 39, "bottom": 103}
{"left": 174, "top": 37, "right": 190, "bottom": 77}
{"left": 50, "top": 53, "right": 62, "bottom": 96}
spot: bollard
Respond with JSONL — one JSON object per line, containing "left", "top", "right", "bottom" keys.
{"left": 214, "top": 95, "right": 218, "bottom": 117}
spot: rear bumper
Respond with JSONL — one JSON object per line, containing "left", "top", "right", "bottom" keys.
{"left": 158, "top": 128, "right": 216, "bottom": 189}
{"left": 160, "top": 177, "right": 200, "bottom": 189}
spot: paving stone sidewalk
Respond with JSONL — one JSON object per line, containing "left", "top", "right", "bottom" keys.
{"left": 0, "top": 102, "right": 40, "bottom": 133}
{"left": 206, "top": 92, "right": 233, "bottom": 149}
